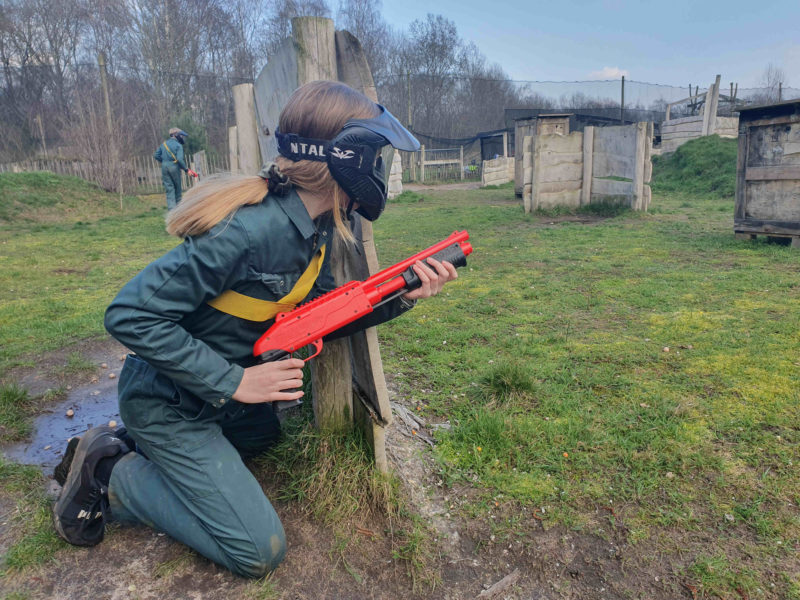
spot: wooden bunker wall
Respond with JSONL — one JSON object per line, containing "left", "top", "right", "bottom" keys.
{"left": 521, "top": 122, "right": 653, "bottom": 212}
{"left": 735, "top": 100, "right": 800, "bottom": 244}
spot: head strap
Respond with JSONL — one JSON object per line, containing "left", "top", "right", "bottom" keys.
{"left": 275, "top": 132, "right": 330, "bottom": 162}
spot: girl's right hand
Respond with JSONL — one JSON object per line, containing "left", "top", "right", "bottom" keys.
{"left": 233, "top": 358, "right": 305, "bottom": 404}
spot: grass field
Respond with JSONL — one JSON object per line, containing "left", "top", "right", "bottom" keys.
{"left": 1, "top": 139, "right": 799, "bottom": 598}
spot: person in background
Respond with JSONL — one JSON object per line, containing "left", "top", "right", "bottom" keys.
{"left": 153, "top": 127, "right": 198, "bottom": 208}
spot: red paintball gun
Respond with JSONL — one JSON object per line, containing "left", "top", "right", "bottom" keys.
{"left": 253, "top": 230, "right": 473, "bottom": 363}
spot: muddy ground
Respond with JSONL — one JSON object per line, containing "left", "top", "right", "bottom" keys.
{"left": 0, "top": 338, "right": 698, "bottom": 600}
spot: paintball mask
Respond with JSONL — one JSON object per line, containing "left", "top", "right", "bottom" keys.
{"left": 275, "top": 105, "right": 420, "bottom": 221}
{"left": 169, "top": 128, "right": 189, "bottom": 145}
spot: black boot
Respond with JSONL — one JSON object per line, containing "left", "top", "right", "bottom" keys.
{"left": 52, "top": 426, "right": 129, "bottom": 546}
{"left": 53, "top": 426, "right": 135, "bottom": 486}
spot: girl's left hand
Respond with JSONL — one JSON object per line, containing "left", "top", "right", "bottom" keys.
{"left": 402, "top": 258, "right": 458, "bottom": 301}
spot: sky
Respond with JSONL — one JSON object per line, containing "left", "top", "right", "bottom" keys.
{"left": 380, "top": 0, "right": 799, "bottom": 90}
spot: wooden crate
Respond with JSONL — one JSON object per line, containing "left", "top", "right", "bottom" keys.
{"left": 735, "top": 100, "right": 800, "bottom": 247}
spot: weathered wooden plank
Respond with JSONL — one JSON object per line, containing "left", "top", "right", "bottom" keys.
{"left": 537, "top": 180, "right": 582, "bottom": 193}
{"left": 740, "top": 115, "right": 797, "bottom": 128}
{"left": 334, "top": 23, "right": 394, "bottom": 471}
{"left": 522, "top": 135, "right": 533, "bottom": 213}
{"left": 644, "top": 130, "right": 653, "bottom": 185}
{"left": 662, "top": 115, "right": 704, "bottom": 127}
{"left": 743, "top": 180, "right": 800, "bottom": 220}
{"left": 745, "top": 166, "right": 800, "bottom": 181}
{"left": 735, "top": 218, "right": 800, "bottom": 236}
{"left": 661, "top": 122, "right": 705, "bottom": 135}
{"left": 735, "top": 127, "right": 748, "bottom": 220}
{"left": 228, "top": 126, "right": 239, "bottom": 174}
{"left": 536, "top": 189, "right": 581, "bottom": 209}
{"left": 592, "top": 152, "right": 635, "bottom": 179}
{"left": 537, "top": 163, "right": 583, "bottom": 184}
{"left": 592, "top": 178, "right": 633, "bottom": 196}
{"left": 633, "top": 122, "right": 647, "bottom": 210}
{"left": 515, "top": 119, "right": 537, "bottom": 196}
{"left": 704, "top": 75, "right": 721, "bottom": 135}
{"left": 538, "top": 131, "right": 583, "bottom": 154}
{"left": 296, "top": 17, "right": 337, "bottom": 84}
{"left": 581, "top": 126, "right": 593, "bottom": 206}
{"left": 784, "top": 142, "right": 800, "bottom": 157}
{"left": 232, "top": 84, "right": 261, "bottom": 175}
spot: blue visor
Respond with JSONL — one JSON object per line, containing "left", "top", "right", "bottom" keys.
{"left": 341, "top": 105, "right": 420, "bottom": 151}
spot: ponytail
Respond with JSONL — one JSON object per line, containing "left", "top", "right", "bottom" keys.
{"left": 165, "top": 162, "right": 354, "bottom": 242}
{"left": 165, "top": 175, "right": 268, "bottom": 238}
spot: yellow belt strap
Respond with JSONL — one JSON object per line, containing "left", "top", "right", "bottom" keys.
{"left": 163, "top": 141, "right": 178, "bottom": 163}
{"left": 207, "top": 244, "right": 326, "bottom": 322}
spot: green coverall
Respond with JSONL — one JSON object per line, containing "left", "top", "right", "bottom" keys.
{"left": 153, "top": 137, "right": 188, "bottom": 208}
{"left": 104, "top": 189, "right": 413, "bottom": 578}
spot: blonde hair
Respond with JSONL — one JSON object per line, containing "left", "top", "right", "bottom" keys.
{"left": 166, "top": 81, "right": 380, "bottom": 239}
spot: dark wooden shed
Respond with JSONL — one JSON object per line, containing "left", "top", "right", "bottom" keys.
{"left": 735, "top": 99, "right": 800, "bottom": 247}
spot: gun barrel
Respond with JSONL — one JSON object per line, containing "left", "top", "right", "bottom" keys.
{"left": 363, "top": 231, "right": 469, "bottom": 291}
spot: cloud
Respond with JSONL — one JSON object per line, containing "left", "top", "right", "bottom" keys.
{"left": 589, "top": 66, "right": 629, "bottom": 80}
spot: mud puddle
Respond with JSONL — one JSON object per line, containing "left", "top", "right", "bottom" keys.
{"left": 4, "top": 376, "right": 121, "bottom": 471}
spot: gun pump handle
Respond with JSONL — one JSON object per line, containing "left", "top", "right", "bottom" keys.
{"left": 401, "top": 243, "right": 468, "bottom": 290}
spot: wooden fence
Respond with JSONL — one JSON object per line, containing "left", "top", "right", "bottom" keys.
{"left": 400, "top": 145, "right": 481, "bottom": 183}
{"left": 0, "top": 150, "right": 230, "bottom": 195}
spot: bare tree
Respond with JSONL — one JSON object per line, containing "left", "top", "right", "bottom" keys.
{"left": 336, "top": 0, "right": 388, "bottom": 84}
{"left": 760, "top": 62, "right": 785, "bottom": 103}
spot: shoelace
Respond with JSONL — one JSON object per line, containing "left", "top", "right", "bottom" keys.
{"left": 75, "top": 484, "right": 108, "bottom": 531}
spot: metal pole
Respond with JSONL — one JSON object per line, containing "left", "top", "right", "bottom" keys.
{"left": 620, "top": 76, "right": 625, "bottom": 124}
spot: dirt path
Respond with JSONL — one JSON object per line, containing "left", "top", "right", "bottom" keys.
{"left": 1, "top": 340, "right": 690, "bottom": 599}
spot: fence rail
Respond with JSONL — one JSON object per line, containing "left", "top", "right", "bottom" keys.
{"left": 0, "top": 151, "right": 230, "bottom": 195}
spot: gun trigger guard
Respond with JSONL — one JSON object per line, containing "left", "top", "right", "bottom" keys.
{"left": 305, "top": 339, "right": 324, "bottom": 362}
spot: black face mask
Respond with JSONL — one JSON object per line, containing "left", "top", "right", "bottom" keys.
{"left": 174, "top": 134, "right": 186, "bottom": 145}
{"left": 275, "top": 105, "right": 419, "bottom": 221}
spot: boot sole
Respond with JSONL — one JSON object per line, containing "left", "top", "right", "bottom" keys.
{"left": 52, "top": 426, "right": 117, "bottom": 546}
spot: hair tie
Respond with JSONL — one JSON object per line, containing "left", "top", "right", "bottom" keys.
{"left": 258, "top": 162, "right": 292, "bottom": 196}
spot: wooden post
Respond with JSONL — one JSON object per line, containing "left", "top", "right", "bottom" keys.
{"left": 531, "top": 134, "right": 542, "bottom": 211}
{"left": 581, "top": 126, "right": 594, "bottom": 207}
{"left": 228, "top": 126, "right": 239, "bottom": 174}
{"left": 707, "top": 74, "right": 721, "bottom": 135}
{"left": 701, "top": 76, "right": 720, "bottom": 137}
{"left": 632, "top": 122, "right": 647, "bottom": 210}
{"left": 232, "top": 84, "right": 261, "bottom": 175}
{"left": 522, "top": 135, "right": 533, "bottom": 213}
{"left": 420, "top": 144, "right": 425, "bottom": 183}
{"left": 251, "top": 17, "right": 401, "bottom": 468}
{"left": 502, "top": 131, "right": 508, "bottom": 157}
{"left": 459, "top": 145, "right": 464, "bottom": 180}
{"left": 193, "top": 150, "right": 208, "bottom": 179}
